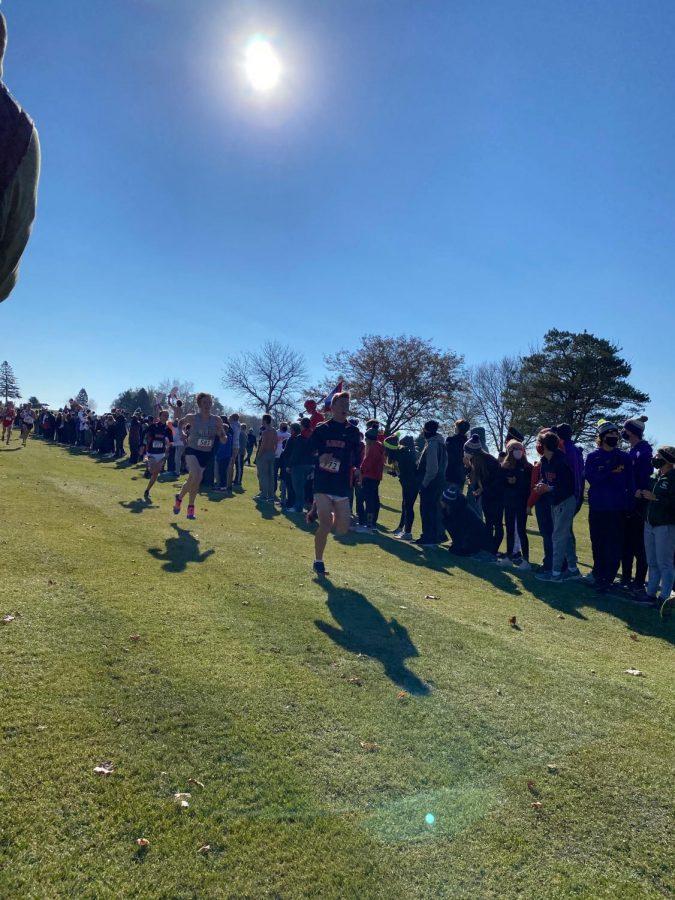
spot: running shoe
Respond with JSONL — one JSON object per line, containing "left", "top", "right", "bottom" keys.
{"left": 187, "top": 505, "right": 196, "bottom": 520}
{"left": 143, "top": 489, "right": 151, "bottom": 502}
{"left": 398, "top": 532, "right": 414, "bottom": 541}
{"left": 173, "top": 494, "right": 182, "bottom": 515}
{"left": 312, "top": 560, "right": 327, "bottom": 577}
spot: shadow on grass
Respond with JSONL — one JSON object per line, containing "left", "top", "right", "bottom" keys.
{"left": 119, "top": 498, "right": 152, "bottom": 515}
{"left": 0, "top": 446, "right": 22, "bottom": 452}
{"left": 253, "top": 498, "right": 281, "bottom": 520}
{"left": 148, "top": 523, "right": 215, "bottom": 572}
{"left": 509, "top": 568, "right": 675, "bottom": 640}
{"left": 314, "top": 578, "right": 430, "bottom": 695}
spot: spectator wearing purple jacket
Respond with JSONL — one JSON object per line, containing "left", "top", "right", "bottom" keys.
{"left": 620, "top": 415, "right": 652, "bottom": 592}
{"left": 585, "top": 422, "right": 635, "bottom": 594}
{"left": 553, "top": 423, "right": 585, "bottom": 507}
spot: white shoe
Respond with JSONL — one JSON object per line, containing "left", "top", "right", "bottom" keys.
{"left": 398, "top": 532, "right": 413, "bottom": 541}
{"left": 392, "top": 529, "right": 403, "bottom": 538}
{"left": 516, "top": 559, "right": 532, "bottom": 571}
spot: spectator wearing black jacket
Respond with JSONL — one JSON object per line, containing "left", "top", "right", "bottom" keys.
{"left": 445, "top": 419, "right": 471, "bottom": 493}
{"left": 535, "top": 431, "right": 581, "bottom": 583}
{"left": 384, "top": 433, "right": 418, "bottom": 539}
{"left": 113, "top": 410, "right": 127, "bottom": 458}
{"left": 128, "top": 414, "right": 142, "bottom": 464}
{"left": 464, "top": 434, "right": 504, "bottom": 556}
{"left": 498, "top": 439, "right": 533, "bottom": 568}
{"left": 285, "top": 418, "right": 315, "bottom": 513}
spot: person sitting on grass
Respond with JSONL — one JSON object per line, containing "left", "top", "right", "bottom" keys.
{"left": 441, "top": 485, "right": 492, "bottom": 557}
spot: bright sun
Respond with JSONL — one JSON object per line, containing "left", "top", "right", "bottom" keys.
{"left": 244, "top": 36, "right": 282, "bottom": 92}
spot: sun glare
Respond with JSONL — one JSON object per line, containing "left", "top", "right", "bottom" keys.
{"left": 244, "top": 36, "right": 282, "bottom": 92}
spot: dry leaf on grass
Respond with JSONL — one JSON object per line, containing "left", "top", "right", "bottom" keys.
{"left": 508, "top": 616, "right": 517, "bottom": 628}
{"left": 129, "top": 634, "right": 141, "bottom": 642}
{"left": 397, "top": 690, "right": 409, "bottom": 701}
{"left": 188, "top": 778, "right": 205, "bottom": 788}
{"left": 557, "top": 614, "right": 565, "bottom": 620}
{"left": 2, "top": 614, "right": 16, "bottom": 625}
{"left": 93, "top": 764, "right": 114, "bottom": 776}
{"left": 359, "top": 741, "right": 380, "bottom": 752}
{"left": 629, "top": 633, "right": 638, "bottom": 642}
{"left": 531, "top": 801, "right": 543, "bottom": 810}
{"left": 527, "top": 780, "right": 537, "bottom": 793}
{"left": 174, "top": 792, "right": 191, "bottom": 806}
{"left": 625, "top": 667, "right": 644, "bottom": 677}
{"left": 347, "top": 677, "right": 363, "bottom": 686}
{"left": 547, "top": 764, "right": 558, "bottom": 774}
{"left": 136, "top": 838, "right": 150, "bottom": 848}
{"left": 197, "top": 844, "right": 211, "bottom": 854}
{"left": 424, "top": 595, "right": 439, "bottom": 600}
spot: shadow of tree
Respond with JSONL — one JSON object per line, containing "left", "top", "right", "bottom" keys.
{"left": 148, "top": 523, "right": 215, "bottom": 573}
{"left": 314, "top": 578, "right": 430, "bottom": 695}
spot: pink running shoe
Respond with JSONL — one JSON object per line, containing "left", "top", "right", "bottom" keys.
{"left": 187, "top": 505, "right": 196, "bottom": 520}
{"left": 173, "top": 494, "right": 182, "bottom": 515}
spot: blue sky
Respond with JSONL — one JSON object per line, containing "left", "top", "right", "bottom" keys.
{"left": 2, "top": 0, "right": 673, "bottom": 439}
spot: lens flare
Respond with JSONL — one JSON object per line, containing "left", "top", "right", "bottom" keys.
{"left": 244, "top": 36, "right": 282, "bottom": 92}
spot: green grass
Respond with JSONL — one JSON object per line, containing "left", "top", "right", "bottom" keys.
{"left": 1, "top": 439, "right": 673, "bottom": 899}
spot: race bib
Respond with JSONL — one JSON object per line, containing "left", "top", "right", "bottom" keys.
{"left": 152, "top": 440, "right": 165, "bottom": 451}
{"left": 320, "top": 454, "right": 340, "bottom": 474}
{"left": 197, "top": 437, "right": 213, "bottom": 450}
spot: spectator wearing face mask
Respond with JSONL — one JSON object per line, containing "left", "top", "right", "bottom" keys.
{"left": 636, "top": 446, "right": 675, "bottom": 613}
{"left": 498, "top": 440, "right": 533, "bottom": 569}
{"left": 534, "top": 430, "right": 581, "bottom": 583}
{"left": 620, "top": 415, "right": 652, "bottom": 593}
{"left": 583, "top": 421, "right": 635, "bottom": 593}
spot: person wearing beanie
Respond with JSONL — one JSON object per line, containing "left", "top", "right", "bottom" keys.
{"left": 463, "top": 438, "right": 504, "bottom": 557}
{"left": 445, "top": 419, "right": 471, "bottom": 494}
{"left": 384, "top": 432, "right": 418, "bottom": 540}
{"left": 535, "top": 431, "right": 581, "bottom": 583}
{"left": 620, "top": 415, "right": 652, "bottom": 592}
{"left": 497, "top": 440, "right": 533, "bottom": 569}
{"left": 636, "top": 446, "right": 675, "bottom": 612}
{"left": 583, "top": 422, "right": 635, "bottom": 593}
{"left": 506, "top": 425, "right": 525, "bottom": 444}
{"left": 415, "top": 420, "right": 447, "bottom": 546}
{"left": 356, "top": 427, "right": 385, "bottom": 532}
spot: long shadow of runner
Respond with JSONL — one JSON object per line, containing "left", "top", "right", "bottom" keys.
{"left": 148, "top": 523, "right": 215, "bottom": 573}
{"left": 314, "top": 578, "right": 430, "bottom": 696}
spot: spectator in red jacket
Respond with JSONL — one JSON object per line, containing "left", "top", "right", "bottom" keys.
{"left": 356, "top": 427, "right": 385, "bottom": 532}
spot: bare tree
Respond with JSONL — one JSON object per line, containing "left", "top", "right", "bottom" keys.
{"left": 223, "top": 341, "right": 308, "bottom": 416}
{"left": 466, "top": 356, "right": 522, "bottom": 452}
{"left": 324, "top": 334, "right": 463, "bottom": 434}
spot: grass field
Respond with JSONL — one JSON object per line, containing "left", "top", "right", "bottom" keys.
{"left": 1, "top": 439, "right": 673, "bottom": 899}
